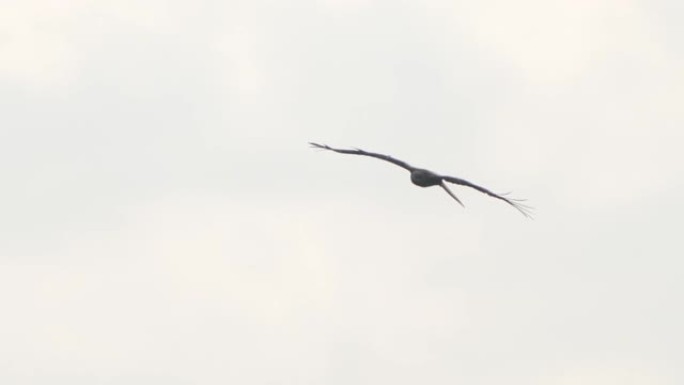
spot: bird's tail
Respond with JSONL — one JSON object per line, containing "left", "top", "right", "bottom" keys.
{"left": 440, "top": 182, "right": 465, "bottom": 207}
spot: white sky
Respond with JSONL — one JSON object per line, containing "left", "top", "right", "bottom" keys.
{"left": 1, "top": 0, "right": 683, "bottom": 383}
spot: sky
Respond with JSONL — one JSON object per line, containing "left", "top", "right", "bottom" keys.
{"left": 1, "top": 0, "right": 683, "bottom": 383}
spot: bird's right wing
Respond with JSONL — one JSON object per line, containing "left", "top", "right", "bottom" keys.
{"left": 443, "top": 175, "right": 533, "bottom": 218}
{"left": 309, "top": 142, "right": 415, "bottom": 171}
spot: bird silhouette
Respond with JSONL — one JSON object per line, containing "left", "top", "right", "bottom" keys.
{"left": 310, "top": 142, "right": 532, "bottom": 218}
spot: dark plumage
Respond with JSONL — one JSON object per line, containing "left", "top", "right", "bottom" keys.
{"left": 310, "top": 142, "right": 532, "bottom": 218}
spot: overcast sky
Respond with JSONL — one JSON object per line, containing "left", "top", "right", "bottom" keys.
{"left": 1, "top": 0, "right": 683, "bottom": 384}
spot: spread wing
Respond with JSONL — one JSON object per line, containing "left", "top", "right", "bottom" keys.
{"left": 309, "top": 142, "right": 415, "bottom": 171}
{"left": 442, "top": 175, "right": 533, "bottom": 218}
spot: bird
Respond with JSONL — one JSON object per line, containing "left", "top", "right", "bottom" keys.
{"left": 310, "top": 142, "right": 532, "bottom": 218}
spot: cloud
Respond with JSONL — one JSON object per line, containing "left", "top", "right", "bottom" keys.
{"left": 541, "top": 359, "right": 676, "bottom": 385}
{"left": 0, "top": 2, "right": 81, "bottom": 88}
{"left": 0, "top": 193, "right": 472, "bottom": 383}
{"left": 451, "top": 0, "right": 659, "bottom": 84}
{"left": 454, "top": 0, "right": 684, "bottom": 210}
{"left": 1, "top": 1, "right": 683, "bottom": 383}
{"left": 0, "top": 1, "right": 194, "bottom": 90}
{"left": 215, "top": 26, "right": 266, "bottom": 97}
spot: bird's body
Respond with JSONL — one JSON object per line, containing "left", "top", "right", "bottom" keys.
{"left": 310, "top": 142, "right": 532, "bottom": 217}
{"left": 409, "top": 168, "right": 443, "bottom": 187}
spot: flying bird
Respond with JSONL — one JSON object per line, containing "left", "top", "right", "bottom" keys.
{"left": 310, "top": 142, "right": 532, "bottom": 218}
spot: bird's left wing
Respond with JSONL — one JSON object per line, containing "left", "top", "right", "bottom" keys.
{"left": 442, "top": 175, "right": 533, "bottom": 218}
{"left": 309, "top": 142, "right": 415, "bottom": 171}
